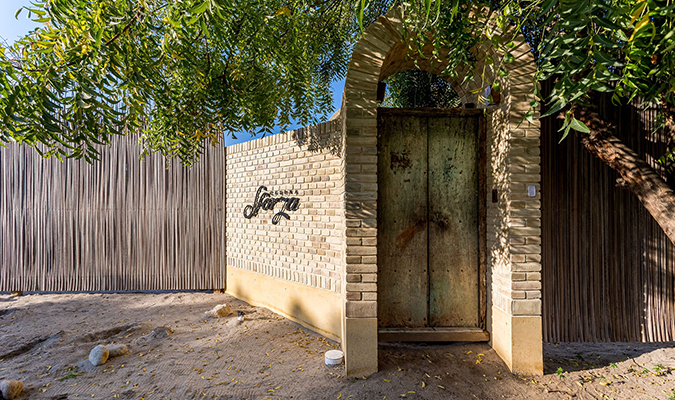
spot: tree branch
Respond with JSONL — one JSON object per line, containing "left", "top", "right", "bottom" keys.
{"left": 104, "top": 8, "right": 144, "bottom": 47}
{"left": 572, "top": 105, "right": 675, "bottom": 245}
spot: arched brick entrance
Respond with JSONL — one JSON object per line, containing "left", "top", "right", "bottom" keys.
{"left": 340, "top": 8, "right": 543, "bottom": 376}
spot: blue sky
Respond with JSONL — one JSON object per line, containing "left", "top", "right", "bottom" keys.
{"left": 0, "top": 2, "right": 38, "bottom": 44}
{"left": 0, "top": 1, "right": 346, "bottom": 147}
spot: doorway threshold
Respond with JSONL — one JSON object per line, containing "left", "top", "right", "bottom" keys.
{"left": 378, "top": 327, "right": 489, "bottom": 342}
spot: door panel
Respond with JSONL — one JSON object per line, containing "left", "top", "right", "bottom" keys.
{"left": 377, "top": 108, "right": 483, "bottom": 333}
{"left": 377, "top": 114, "right": 429, "bottom": 328}
{"left": 428, "top": 116, "right": 480, "bottom": 328}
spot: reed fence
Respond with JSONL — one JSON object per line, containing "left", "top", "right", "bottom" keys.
{"left": 0, "top": 136, "right": 226, "bottom": 291}
{"left": 541, "top": 79, "right": 675, "bottom": 342}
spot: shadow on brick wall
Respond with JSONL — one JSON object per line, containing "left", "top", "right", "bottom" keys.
{"left": 292, "top": 121, "right": 343, "bottom": 157}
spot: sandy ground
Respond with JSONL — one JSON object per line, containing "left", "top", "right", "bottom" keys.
{"left": 1, "top": 292, "right": 675, "bottom": 400}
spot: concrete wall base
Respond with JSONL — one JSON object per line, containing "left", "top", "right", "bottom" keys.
{"left": 491, "top": 306, "right": 543, "bottom": 376}
{"left": 226, "top": 267, "right": 342, "bottom": 341}
{"left": 343, "top": 317, "right": 378, "bottom": 377}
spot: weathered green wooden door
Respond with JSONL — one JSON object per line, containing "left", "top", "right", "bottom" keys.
{"left": 377, "top": 108, "right": 487, "bottom": 341}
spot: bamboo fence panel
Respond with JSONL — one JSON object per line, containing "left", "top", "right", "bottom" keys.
{"left": 0, "top": 136, "right": 226, "bottom": 291}
{"left": 541, "top": 79, "right": 675, "bottom": 342}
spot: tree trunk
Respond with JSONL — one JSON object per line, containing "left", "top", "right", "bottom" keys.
{"left": 572, "top": 106, "right": 675, "bottom": 246}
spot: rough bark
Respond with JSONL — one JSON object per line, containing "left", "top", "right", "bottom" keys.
{"left": 572, "top": 106, "right": 675, "bottom": 246}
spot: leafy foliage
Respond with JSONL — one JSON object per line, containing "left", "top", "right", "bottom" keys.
{"left": 3, "top": 0, "right": 674, "bottom": 164}
{"left": 0, "top": 0, "right": 360, "bottom": 164}
{"left": 535, "top": 0, "right": 675, "bottom": 139}
{"left": 361, "top": 0, "right": 674, "bottom": 138}
{"left": 382, "top": 69, "right": 460, "bottom": 108}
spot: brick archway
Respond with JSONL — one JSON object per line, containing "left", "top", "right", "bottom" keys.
{"left": 340, "top": 8, "right": 543, "bottom": 377}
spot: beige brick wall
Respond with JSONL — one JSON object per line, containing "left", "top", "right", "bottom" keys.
{"left": 226, "top": 120, "right": 345, "bottom": 293}
{"left": 485, "top": 39, "right": 542, "bottom": 318}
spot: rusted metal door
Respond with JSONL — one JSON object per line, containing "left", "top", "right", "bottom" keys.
{"left": 377, "top": 108, "right": 487, "bottom": 341}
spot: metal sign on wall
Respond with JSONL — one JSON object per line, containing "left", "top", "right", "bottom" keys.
{"left": 243, "top": 185, "right": 301, "bottom": 225}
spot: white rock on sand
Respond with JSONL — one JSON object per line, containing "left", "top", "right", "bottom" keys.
{"left": 0, "top": 380, "right": 24, "bottom": 400}
{"left": 205, "top": 304, "right": 233, "bottom": 318}
{"left": 89, "top": 344, "right": 109, "bottom": 366}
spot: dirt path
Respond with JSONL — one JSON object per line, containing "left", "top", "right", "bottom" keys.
{"left": 1, "top": 292, "right": 674, "bottom": 399}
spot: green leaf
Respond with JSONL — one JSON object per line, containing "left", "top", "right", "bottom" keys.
{"left": 593, "top": 34, "right": 620, "bottom": 49}
{"left": 541, "top": 99, "right": 566, "bottom": 119}
{"left": 658, "top": 29, "right": 675, "bottom": 47}
{"left": 189, "top": 1, "right": 210, "bottom": 15}
{"left": 615, "top": 30, "right": 630, "bottom": 42}
{"left": 594, "top": 50, "right": 623, "bottom": 68}
{"left": 630, "top": 15, "right": 651, "bottom": 41}
{"left": 95, "top": 28, "right": 104, "bottom": 48}
{"left": 525, "top": 110, "right": 535, "bottom": 124}
{"left": 43, "top": 119, "right": 61, "bottom": 133}
{"left": 450, "top": 0, "right": 460, "bottom": 23}
{"left": 631, "top": 1, "right": 647, "bottom": 24}
{"left": 14, "top": 7, "right": 23, "bottom": 19}
{"left": 559, "top": 124, "right": 571, "bottom": 143}
{"left": 594, "top": 17, "right": 623, "bottom": 31}
{"left": 663, "top": 40, "right": 675, "bottom": 54}
{"left": 503, "top": 51, "right": 515, "bottom": 63}
{"left": 26, "top": 7, "right": 46, "bottom": 17}
{"left": 538, "top": 0, "right": 558, "bottom": 18}
{"left": 590, "top": 82, "right": 613, "bottom": 92}
{"left": 187, "top": 14, "right": 201, "bottom": 25}
{"left": 568, "top": 117, "right": 590, "bottom": 133}
{"left": 9, "top": 114, "right": 27, "bottom": 124}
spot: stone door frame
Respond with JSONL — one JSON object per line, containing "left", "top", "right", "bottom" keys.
{"left": 339, "top": 8, "right": 543, "bottom": 377}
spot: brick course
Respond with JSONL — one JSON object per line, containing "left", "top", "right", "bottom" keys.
{"left": 226, "top": 120, "right": 344, "bottom": 293}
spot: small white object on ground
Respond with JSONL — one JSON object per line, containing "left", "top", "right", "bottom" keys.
{"left": 0, "top": 379, "right": 24, "bottom": 400}
{"left": 325, "top": 350, "right": 344, "bottom": 365}
{"left": 107, "top": 343, "right": 129, "bottom": 357}
{"left": 89, "top": 344, "right": 109, "bottom": 366}
{"left": 205, "top": 304, "right": 233, "bottom": 318}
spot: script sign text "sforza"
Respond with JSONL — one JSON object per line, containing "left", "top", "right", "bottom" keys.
{"left": 243, "top": 185, "right": 301, "bottom": 225}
